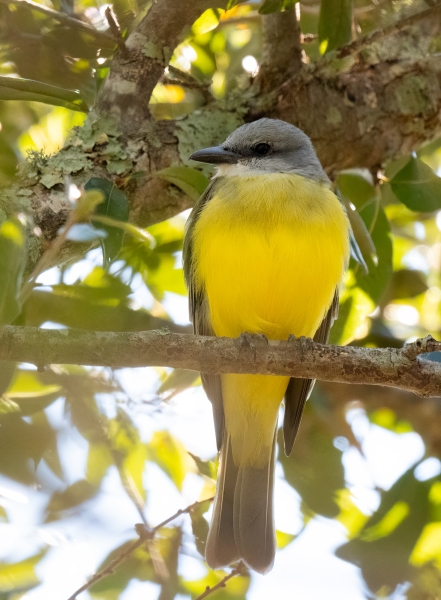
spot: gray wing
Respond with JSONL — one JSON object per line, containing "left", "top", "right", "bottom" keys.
{"left": 283, "top": 291, "right": 340, "bottom": 456}
{"left": 183, "top": 179, "right": 224, "bottom": 451}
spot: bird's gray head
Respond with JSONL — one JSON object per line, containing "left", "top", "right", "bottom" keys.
{"left": 189, "top": 118, "right": 328, "bottom": 183}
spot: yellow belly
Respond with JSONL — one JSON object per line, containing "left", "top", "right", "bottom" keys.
{"left": 192, "top": 173, "right": 350, "bottom": 467}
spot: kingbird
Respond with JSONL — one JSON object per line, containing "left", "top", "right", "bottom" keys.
{"left": 183, "top": 119, "right": 350, "bottom": 574}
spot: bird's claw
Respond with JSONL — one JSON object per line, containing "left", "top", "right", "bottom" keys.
{"left": 239, "top": 332, "right": 268, "bottom": 360}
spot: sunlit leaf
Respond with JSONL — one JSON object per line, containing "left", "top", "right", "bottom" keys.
{"left": 276, "top": 530, "right": 296, "bottom": 549}
{"left": 188, "top": 452, "right": 217, "bottom": 480}
{"left": 0, "top": 550, "right": 46, "bottom": 593}
{"left": 0, "top": 217, "right": 26, "bottom": 326}
{"left": 192, "top": 9, "right": 220, "bottom": 35}
{"left": 391, "top": 156, "right": 441, "bottom": 212}
{"left": 183, "top": 569, "right": 250, "bottom": 599}
{"left": 2, "top": 370, "right": 63, "bottom": 417}
{"left": 318, "top": 0, "right": 352, "bottom": 53}
{"left": 336, "top": 466, "right": 433, "bottom": 593}
{"left": 148, "top": 430, "right": 190, "bottom": 491}
{"left": 156, "top": 166, "right": 209, "bottom": 202}
{"left": 336, "top": 489, "right": 368, "bottom": 538}
{"left": 85, "top": 178, "right": 130, "bottom": 267}
{"left": 87, "top": 443, "right": 113, "bottom": 485}
{"left": 369, "top": 408, "right": 413, "bottom": 434}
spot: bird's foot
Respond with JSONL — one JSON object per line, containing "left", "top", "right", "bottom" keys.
{"left": 238, "top": 332, "right": 268, "bottom": 360}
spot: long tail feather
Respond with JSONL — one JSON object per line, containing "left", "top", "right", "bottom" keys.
{"left": 206, "top": 432, "right": 240, "bottom": 569}
{"left": 206, "top": 429, "right": 277, "bottom": 574}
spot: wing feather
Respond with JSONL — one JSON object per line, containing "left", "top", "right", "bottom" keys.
{"left": 283, "top": 291, "right": 339, "bottom": 455}
{"left": 183, "top": 180, "right": 225, "bottom": 450}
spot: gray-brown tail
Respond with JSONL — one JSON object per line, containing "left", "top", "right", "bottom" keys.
{"left": 205, "top": 429, "right": 277, "bottom": 574}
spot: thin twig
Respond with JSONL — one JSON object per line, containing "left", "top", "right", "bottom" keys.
{"left": 19, "top": 209, "right": 77, "bottom": 304}
{"left": 194, "top": 563, "right": 247, "bottom": 600}
{"left": 66, "top": 496, "right": 214, "bottom": 600}
{"left": 104, "top": 7, "right": 127, "bottom": 55}
{"left": 0, "top": 0, "right": 115, "bottom": 42}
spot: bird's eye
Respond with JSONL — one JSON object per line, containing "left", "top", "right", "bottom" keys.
{"left": 254, "top": 143, "right": 271, "bottom": 156}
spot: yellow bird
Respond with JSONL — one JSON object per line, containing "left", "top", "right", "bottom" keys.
{"left": 183, "top": 119, "right": 350, "bottom": 574}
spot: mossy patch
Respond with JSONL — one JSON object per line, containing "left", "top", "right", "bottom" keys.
{"left": 175, "top": 101, "right": 247, "bottom": 171}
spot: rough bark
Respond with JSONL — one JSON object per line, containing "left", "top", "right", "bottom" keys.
{"left": 96, "top": 0, "right": 228, "bottom": 133}
{"left": 257, "top": 7, "right": 303, "bottom": 91}
{"left": 5, "top": 2, "right": 441, "bottom": 272}
{"left": 1, "top": 328, "right": 440, "bottom": 398}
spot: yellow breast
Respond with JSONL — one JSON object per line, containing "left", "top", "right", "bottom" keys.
{"left": 192, "top": 173, "right": 350, "bottom": 342}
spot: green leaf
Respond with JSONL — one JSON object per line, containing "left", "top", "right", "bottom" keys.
{"left": 0, "top": 551, "right": 46, "bottom": 593}
{"left": 190, "top": 502, "right": 210, "bottom": 556}
{"left": 90, "top": 538, "right": 155, "bottom": 597}
{"left": 0, "top": 75, "right": 88, "bottom": 112}
{"left": 183, "top": 569, "right": 250, "bottom": 599}
{"left": 384, "top": 269, "right": 428, "bottom": 302}
{"left": 87, "top": 443, "right": 113, "bottom": 485}
{"left": 157, "top": 369, "right": 199, "bottom": 400}
{"left": 276, "top": 530, "right": 296, "bottom": 549}
{"left": 188, "top": 452, "right": 217, "bottom": 480}
{"left": 85, "top": 178, "right": 130, "bottom": 267}
{"left": 0, "top": 414, "right": 54, "bottom": 483}
{"left": 259, "top": 0, "right": 297, "bottom": 14}
{"left": 148, "top": 430, "right": 190, "bottom": 491}
{"left": 0, "top": 217, "right": 27, "bottom": 326}
{"left": 336, "top": 466, "right": 433, "bottom": 593}
{"left": 318, "top": 0, "right": 352, "bottom": 53}
{"left": 390, "top": 156, "right": 441, "bottom": 212}
{"left": 25, "top": 288, "right": 179, "bottom": 333}
{"left": 46, "top": 479, "right": 98, "bottom": 520}
{"left": 156, "top": 166, "right": 209, "bottom": 202}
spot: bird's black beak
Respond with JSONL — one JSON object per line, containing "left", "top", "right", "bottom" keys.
{"left": 189, "top": 146, "right": 239, "bottom": 165}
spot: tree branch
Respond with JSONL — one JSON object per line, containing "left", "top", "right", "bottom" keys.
{"left": 257, "top": 6, "right": 303, "bottom": 91}
{"left": 1, "top": 327, "right": 440, "bottom": 398}
{"left": 96, "top": 0, "right": 228, "bottom": 132}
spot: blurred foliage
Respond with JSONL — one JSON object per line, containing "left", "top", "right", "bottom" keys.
{"left": 1, "top": 0, "right": 441, "bottom": 598}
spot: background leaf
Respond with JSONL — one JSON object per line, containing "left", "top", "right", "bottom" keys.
{"left": 156, "top": 166, "right": 209, "bottom": 202}
{"left": 390, "top": 156, "right": 441, "bottom": 212}
{"left": 318, "top": 0, "right": 352, "bottom": 53}
{"left": 0, "top": 217, "right": 26, "bottom": 326}
{"left": 85, "top": 177, "right": 130, "bottom": 267}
